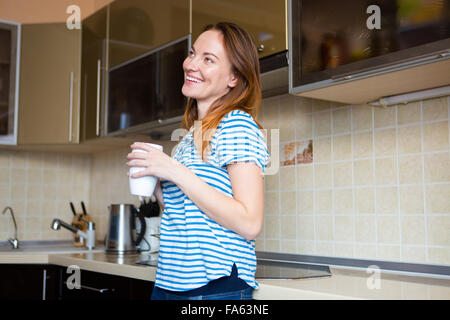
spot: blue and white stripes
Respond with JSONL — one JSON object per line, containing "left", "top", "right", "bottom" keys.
{"left": 154, "top": 110, "right": 269, "bottom": 292}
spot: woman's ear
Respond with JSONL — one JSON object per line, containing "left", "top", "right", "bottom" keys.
{"left": 228, "top": 72, "right": 238, "bottom": 88}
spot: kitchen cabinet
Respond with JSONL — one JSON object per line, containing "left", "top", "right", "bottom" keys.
{"left": 80, "top": 7, "right": 108, "bottom": 142}
{"left": 289, "top": 0, "right": 450, "bottom": 104}
{"left": 0, "top": 264, "right": 60, "bottom": 300}
{"left": 192, "top": 0, "right": 287, "bottom": 58}
{"left": 0, "top": 20, "right": 19, "bottom": 145}
{"left": 59, "top": 267, "right": 154, "bottom": 300}
{"left": 109, "top": 0, "right": 190, "bottom": 68}
{"left": 18, "top": 23, "right": 81, "bottom": 144}
{"left": 0, "top": 264, "right": 153, "bottom": 300}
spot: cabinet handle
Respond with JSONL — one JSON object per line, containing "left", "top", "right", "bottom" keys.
{"left": 96, "top": 59, "right": 101, "bottom": 136}
{"left": 257, "top": 44, "right": 264, "bottom": 53}
{"left": 69, "top": 71, "right": 74, "bottom": 142}
{"left": 42, "top": 269, "right": 47, "bottom": 300}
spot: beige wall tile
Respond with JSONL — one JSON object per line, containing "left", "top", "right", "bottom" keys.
{"left": 0, "top": 151, "right": 11, "bottom": 167}
{"left": 281, "top": 215, "right": 297, "bottom": 240}
{"left": 352, "top": 104, "right": 372, "bottom": 131}
{"left": 425, "top": 184, "right": 450, "bottom": 214}
{"left": 0, "top": 168, "right": 9, "bottom": 183}
{"left": 281, "top": 240, "right": 297, "bottom": 253}
{"left": 399, "top": 186, "right": 424, "bottom": 214}
{"left": 375, "top": 128, "right": 397, "bottom": 156}
{"left": 375, "top": 157, "right": 397, "bottom": 185}
{"left": 355, "top": 188, "right": 375, "bottom": 214}
{"left": 316, "top": 242, "right": 334, "bottom": 256}
{"left": 354, "top": 160, "right": 373, "bottom": 186}
{"left": 313, "top": 111, "right": 331, "bottom": 137}
{"left": 422, "top": 97, "right": 448, "bottom": 121}
{"left": 264, "top": 173, "right": 279, "bottom": 191}
{"left": 353, "top": 132, "right": 373, "bottom": 158}
{"left": 335, "top": 215, "right": 354, "bottom": 241}
{"left": 402, "top": 246, "right": 427, "bottom": 264}
{"left": 397, "top": 102, "right": 421, "bottom": 125}
{"left": 297, "top": 190, "right": 314, "bottom": 214}
{"left": 297, "top": 165, "right": 313, "bottom": 189}
{"left": 377, "top": 215, "right": 400, "bottom": 244}
{"left": 314, "top": 138, "right": 331, "bottom": 162}
{"left": 264, "top": 192, "right": 279, "bottom": 215}
{"left": 264, "top": 215, "right": 280, "bottom": 239}
{"left": 314, "top": 163, "right": 332, "bottom": 188}
{"left": 280, "top": 191, "right": 296, "bottom": 214}
{"left": 315, "top": 190, "right": 332, "bottom": 214}
{"left": 334, "top": 189, "right": 354, "bottom": 214}
{"left": 424, "top": 152, "right": 450, "bottom": 183}
{"left": 428, "top": 247, "right": 450, "bottom": 265}
{"left": 398, "top": 155, "right": 423, "bottom": 184}
{"left": 355, "top": 215, "right": 376, "bottom": 242}
{"left": 313, "top": 99, "right": 331, "bottom": 112}
{"left": 296, "top": 114, "right": 313, "bottom": 140}
{"left": 279, "top": 166, "right": 296, "bottom": 190}
{"left": 376, "top": 187, "right": 399, "bottom": 214}
{"left": 333, "top": 108, "right": 351, "bottom": 134}
{"left": 401, "top": 216, "right": 426, "bottom": 245}
{"left": 265, "top": 240, "right": 280, "bottom": 252}
{"left": 377, "top": 245, "right": 400, "bottom": 261}
{"left": 298, "top": 215, "right": 315, "bottom": 240}
{"left": 333, "top": 162, "right": 352, "bottom": 187}
{"left": 294, "top": 96, "right": 313, "bottom": 115}
{"left": 374, "top": 106, "right": 395, "bottom": 129}
{"left": 427, "top": 215, "right": 450, "bottom": 246}
{"left": 398, "top": 125, "right": 422, "bottom": 154}
{"left": 316, "top": 216, "right": 334, "bottom": 241}
{"left": 297, "top": 240, "right": 315, "bottom": 254}
{"left": 333, "top": 134, "right": 352, "bottom": 161}
{"left": 423, "top": 121, "right": 449, "bottom": 152}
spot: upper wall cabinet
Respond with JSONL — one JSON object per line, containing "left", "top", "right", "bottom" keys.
{"left": 192, "top": 0, "right": 287, "bottom": 58}
{"left": 80, "top": 7, "right": 108, "bottom": 142}
{"left": 18, "top": 23, "right": 81, "bottom": 144}
{"left": 109, "top": 0, "right": 190, "bottom": 69}
{"left": 0, "top": 20, "right": 19, "bottom": 145}
{"left": 289, "top": 0, "right": 450, "bottom": 104}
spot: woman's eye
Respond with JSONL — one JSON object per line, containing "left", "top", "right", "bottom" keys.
{"left": 189, "top": 50, "right": 194, "bottom": 57}
{"left": 205, "top": 57, "right": 213, "bottom": 63}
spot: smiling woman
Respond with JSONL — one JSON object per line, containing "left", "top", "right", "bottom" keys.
{"left": 126, "top": 22, "right": 269, "bottom": 301}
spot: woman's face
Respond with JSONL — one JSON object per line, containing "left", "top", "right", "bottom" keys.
{"left": 182, "top": 30, "right": 237, "bottom": 109}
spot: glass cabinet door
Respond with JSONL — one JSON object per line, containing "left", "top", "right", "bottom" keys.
{"left": 109, "top": 0, "right": 190, "bottom": 69}
{"left": 0, "top": 21, "right": 19, "bottom": 145}
{"left": 192, "top": 0, "right": 286, "bottom": 58}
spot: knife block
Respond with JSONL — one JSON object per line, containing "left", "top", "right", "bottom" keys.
{"left": 71, "top": 213, "right": 93, "bottom": 247}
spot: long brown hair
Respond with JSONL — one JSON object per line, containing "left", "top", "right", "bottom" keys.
{"left": 182, "top": 22, "right": 263, "bottom": 161}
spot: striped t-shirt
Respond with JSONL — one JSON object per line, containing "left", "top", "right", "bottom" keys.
{"left": 155, "top": 109, "right": 270, "bottom": 292}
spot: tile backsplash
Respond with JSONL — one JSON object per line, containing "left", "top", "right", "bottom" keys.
{"left": 258, "top": 94, "right": 449, "bottom": 265}
{"left": 0, "top": 152, "right": 90, "bottom": 240}
{"left": 0, "top": 93, "right": 448, "bottom": 266}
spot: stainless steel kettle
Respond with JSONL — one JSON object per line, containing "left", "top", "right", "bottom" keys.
{"left": 105, "top": 204, "right": 146, "bottom": 254}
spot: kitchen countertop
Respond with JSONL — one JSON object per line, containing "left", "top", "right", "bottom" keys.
{"left": 1, "top": 247, "right": 449, "bottom": 299}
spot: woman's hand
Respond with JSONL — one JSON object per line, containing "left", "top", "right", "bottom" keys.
{"left": 126, "top": 142, "right": 183, "bottom": 182}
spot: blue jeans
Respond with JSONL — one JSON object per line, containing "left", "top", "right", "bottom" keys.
{"left": 151, "top": 285, "right": 253, "bottom": 300}
{"left": 151, "top": 264, "right": 253, "bottom": 300}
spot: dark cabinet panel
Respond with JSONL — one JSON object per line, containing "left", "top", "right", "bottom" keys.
{"left": 0, "top": 264, "right": 60, "bottom": 300}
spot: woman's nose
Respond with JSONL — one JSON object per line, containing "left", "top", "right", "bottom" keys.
{"left": 184, "top": 56, "right": 199, "bottom": 71}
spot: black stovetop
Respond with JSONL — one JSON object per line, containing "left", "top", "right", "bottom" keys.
{"left": 255, "top": 259, "right": 331, "bottom": 280}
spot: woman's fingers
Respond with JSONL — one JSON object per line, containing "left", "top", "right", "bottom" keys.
{"left": 126, "top": 159, "right": 149, "bottom": 167}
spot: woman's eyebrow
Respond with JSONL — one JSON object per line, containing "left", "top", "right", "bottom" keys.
{"left": 191, "top": 45, "right": 219, "bottom": 60}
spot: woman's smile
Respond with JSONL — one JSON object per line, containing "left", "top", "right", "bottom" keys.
{"left": 185, "top": 74, "right": 204, "bottom": 85}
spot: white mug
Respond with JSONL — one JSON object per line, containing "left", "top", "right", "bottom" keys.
{"left": 129, "top": 143, "right": 163, "bottom": 197}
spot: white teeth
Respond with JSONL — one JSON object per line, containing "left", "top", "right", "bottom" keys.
{"left": 186, "top": 76, "right": 202, "bottom": 83}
